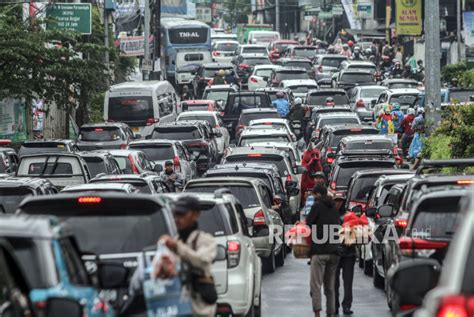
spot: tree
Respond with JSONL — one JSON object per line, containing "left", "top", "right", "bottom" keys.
{"left": 221, "top": 0, "right": 251, "bottom": 25}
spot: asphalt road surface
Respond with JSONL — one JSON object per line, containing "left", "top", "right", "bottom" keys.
{"left": 262, "top": 254, "right": 390, "bottom": 317}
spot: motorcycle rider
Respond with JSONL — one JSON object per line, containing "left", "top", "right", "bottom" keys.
{"left": 391, "top": 61, "right": 404, "bottom": 78}
{"left": 325, "top": 97, "right": 335, "bottom": 107}
{"left": 212, "top": 69, "right": 226, "bottom": 85}
{"left": 289, "top": 97, "right": 306, "bottom": 139}
{"left": 380, "top": 55, "right": 392, "bottom": 72}
{"left": 352, "top": 46, "right": 363, "bottom": 60}
{"left": 340, "top": 44, "right": 352, "bottom": 58}
{"left": 272, "top": 91, "right": 290, "bottom": 118}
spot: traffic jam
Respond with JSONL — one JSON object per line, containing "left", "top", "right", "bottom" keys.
{"left": 2, "top": 23, "right": 474, "bottom": 317}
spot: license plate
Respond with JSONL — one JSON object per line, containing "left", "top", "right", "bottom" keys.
{"left": 131, "top": 127, "right": 139, "bottom": 132}
{"left": 100, "top": 290, "right": 117, "bottom": 302}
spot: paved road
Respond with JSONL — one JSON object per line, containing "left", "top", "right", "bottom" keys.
{"left": 262, "top": 254, "right": 390, "bottom": 317}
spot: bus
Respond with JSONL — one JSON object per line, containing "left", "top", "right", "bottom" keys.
{"left": 161, "top": 17, "right": 211, "bottom": 83}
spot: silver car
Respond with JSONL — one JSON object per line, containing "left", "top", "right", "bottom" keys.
{"left": 348, "top": 85, "right": 387, "bottom": 122}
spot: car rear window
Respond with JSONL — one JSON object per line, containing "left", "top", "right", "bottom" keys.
{"left": 152, "top": 127, "right": 202, "bottom": 140}
{"left": 92, "top": 179, "right": 151, "bottom": 194}
{"left": 203, "top": 90, "right": 230, "bottom": 101}
{"left": 82, "top": 157, "right": 106, "bottom": 178}
{"left": 240, "top": 112, "right": 279, "bottom": 125}
{"left": 242, "top": 58, "right": 270, "bottom": 66}
{"left": 204, "top": 67, "right": 232, "bottom": 78}
{"left": 335, "top": 162, "right": 394, "bottom": 186}
{"left": 216, "top": 43, "right": 238, "bottom": 51}
{"left": 206, "top": 172, "right": 273, "bottom": 190}
{"left": 288, "top": 85, "right": 318, "bottom": 94}
{"left": 129, "top": 144, "right": 175, "bottom": 161}
{"left": 284, "top": 61, "right": 313, "bottom": 70}
{"left": 27, "top": 163, "right": 73, "bottom": 175}
{"left": 178, "top": 115, "right": 217, "bottom": 127}
{"left": 113, "top": 157, "right": 134, "bottom": 174}
{"left": 19, "top": 144, "right": 69, "bottom": 157}
{"left": 0, "top": 187, "right": 34, "bottom": 214}
{"left": 360, "top": 88, "right": 386, "bottom": 99}
{"left": 227, "top": 95, "right": 266, "bottom": 115}
{"left": 62, "top": 213, "right": 169, "bottom": 254}
{"left": 317, "top": 117, "right": 359, "bottom": 128}
{"left": 307, "top": 94, "right": 349, "bottom": 105}
{"left": 224, "top": 155, "right": 289, "bottom": 177}
{"left": 293, "top": 48, "right": 317, "bottom": 58}
{"left": 198, "top": 205, "right": 228, "bottom": 236}
{"left": 348, "top": 176, "right": 380, "bottom": 202}
{"left": 242, "top": 47, "right": 267, "bottom": 54}
{"left": 321, "top": 58, "right": 345, "bottom": 67}
{"left": 239, "top": 135, "right": 289, "bottom": 146}
{"left": 186, "top": 185, "right": 260, "bottom": 209}
{"left": 182, "top": 103, "right": 210, "bottom": 111}
{"left": 340, "top": 73, "right": 374, "bottom": 84}
{"left": 79, "top": 127, "right": 122, "bottom": 142}
{"left": 345, "top": 140, "right": 393, "bottom": 151}
{"left": 411, "top": 196, "right": 462, "bottom": 239}
{"left": 389, "top": 95, "right": 418, "bottom": 107}
{"left": 255, "top": 69, "right": 273, "bottom": 77}
{"left": 329, "top": 130, "right": 378, "bottom": 147}
{"left": 276, "top": 72, "right": 309, "bottom": 81}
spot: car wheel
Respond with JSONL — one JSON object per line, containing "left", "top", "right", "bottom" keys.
{"left": 263, "top": 249, "right": 276, "bottom": 274}
{"left": 373, "top": 261, "right": 384, "bottom": 289}
{"left": 364, "top": 259, "right": 373, "bottom": 276}
{"left": 275, "top": 245, "right": 285, "bottom": 267}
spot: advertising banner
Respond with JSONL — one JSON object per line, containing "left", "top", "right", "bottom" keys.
{"left": 120, "top": 36, "right": 145, "bottom": 57}
{"left": 0, "top": 99, "right": 27, "bottom": 142}
{"left": 395, "top": 0, "right": 422, "bottom": 36}
{"left": 464, "top": 12, "right": 474, "bottom": 68}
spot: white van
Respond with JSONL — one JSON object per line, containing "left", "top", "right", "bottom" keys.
{"left": 104, "top": 81, "right": 178, "bottom": 137}
{"left": 247, "top": 31, "right": 280, "bottom": 45}
{"left": 175, "top": 49, "right": 212, "bottom": 92}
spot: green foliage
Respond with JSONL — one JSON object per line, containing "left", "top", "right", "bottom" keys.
{"left": 221, "top": 0, "right": 251, "bottom": 24}
{"left": 441, "top": 62, "right": 467, "bottom": 84}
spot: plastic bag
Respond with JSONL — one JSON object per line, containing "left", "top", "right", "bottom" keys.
{"left": 152, "top": 241, "right": 177, "bottom": 279}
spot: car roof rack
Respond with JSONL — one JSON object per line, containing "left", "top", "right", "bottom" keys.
{"left": 416, "top": 158, "right": 474, "bottom": 176}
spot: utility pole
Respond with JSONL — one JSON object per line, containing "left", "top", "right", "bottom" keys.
{"left": 425, "top": 0, "right": 441, "bottom": 127}
{"left": 275, "top": 0, "right": 280, "bottom": 33}
{"left": 143, "top": 0, "right": 151, "bottom": 80}
{"left": 104, "top": 7, "right": 110, "bottom": 86}
{"left": 152, "top": 0, "right": 161, "bottom": 80}
{"left": 457, "top": 0, "right": 462, "bottom": 62}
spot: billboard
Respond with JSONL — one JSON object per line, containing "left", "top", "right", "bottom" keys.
{"left": 395, "top": 0, "right": 422, "bottom": 36}
{"left": 0, "top": 99, "right": 27, "bottom": 142}
{"left": 119, "top": 36, "right": 145, "bottom": 56}
{"left": 162, "top": 0, "right": 186, "bottom": 14}
{"left": 464, "top": 11, "right": 474, "bottom": 68}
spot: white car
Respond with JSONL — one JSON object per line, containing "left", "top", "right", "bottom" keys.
{"left": 163, "top": 192, "right": 262, "bottom": 316}
{"left": 248, "top": 118, "right": 295, "bottom": 139}
{"left": 373, "top": 88, "right": 422, "bottom": 119}
{"left": 237, "top": 127, "right": 294, "bottom": 147}
{"left": 176, "top": 111, "right": 230, "bottom": 157}
{"left": 236, "top": 44, "right": 269, "bottom": 56}
{"left": 212, "top": 40, "right": 240, "bottom": 63}
{"left": 248, "top": 30, "right": 280, "bottom": 45}
{"left": 248, "top": 65, "right": 280, "bottom": 91}
{"left": 279, "top": 79, "right": 318, "bottom": 102}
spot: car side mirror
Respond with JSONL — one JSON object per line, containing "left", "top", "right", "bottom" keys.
{"left": 153, "top": 164, "right": 163, "bottom": 173}
{"left": 294, "top": 166, "right": 306, "bottom": 174}
{"left": 98, "top": 263, "right": 129, "bottom": 289}
{"left": 377, "top": 204, "right": 394, "bottom": 218}
{"left": 351, "top": 205, "right": 362, "bottom": 214}
{"left": 366, "top": 207, "right": 376, "bottom": 218}
{"left": 46, "top": 297, "right": 83, "bottom": 317}
{"left": 214, "top": 245, "right": 227, "bottom": 262}
{"left": 387, "top": 259, "right": 441, "bottom": 310}
{"left": 327, "top": 152, "right": 335, "bottom": 159}
{"left": 287, "top": 187, "right": 300, "bottom": 197}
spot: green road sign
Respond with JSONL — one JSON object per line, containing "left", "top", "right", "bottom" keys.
{"left": 46, "top": 3, "right": 92, "bottom": 35}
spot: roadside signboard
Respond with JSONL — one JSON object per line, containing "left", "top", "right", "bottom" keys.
{"left": 357, "top": 3, "right": 373, "bottom": 19}
{"left": 46, "top": 3, "right": 92, "bottom": 35}
{"left": 120, "top": 36, "right": 145, "bottom": 57}
{"left": 395, "top": 0, "right": 422, "bottom": 36}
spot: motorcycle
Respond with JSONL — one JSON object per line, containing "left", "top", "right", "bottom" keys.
{"left": 291, "top": 120, "right": 302, "bottom": 139}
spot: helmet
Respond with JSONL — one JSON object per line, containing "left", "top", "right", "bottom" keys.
{"left": 451, "top": 78, "right": 459, "bottom": 83}
{"left": 343, "top": 44, "right": 349, "bottom": 49}
{"left": 218, "top": 69, "right": 225, "bottom": 76}
{"left": 348, "top": 40, "right": 354, "bottom": 47}
{"left": 407, "top": 108, "right": 415, "bottom": 115}
{"left": 417, "top": 60, "right": 423, "bottom": 65}
{"left": 316, "top": 39, "right": 321, "bottom": 44}
{"left": 294, "top": 97, "right": 302, "bottom": 105}
{"left": 354, "top": 46, "right": 360, "bottom": 51}
{"left": 395, "top": 60, "right": 401, "bottom": 66}
{"left": 392, "top": 103, "right": 401, "bottom": 110}
{"left": 383, "top": 104, "right": 391, "bottom": 114}
{"left": 417, "top": 107, "right": 425, "bottom": 114}
{"left": 225, "top": 69, "right": 231, "bottom": 75}
{"left": 276, "top": 91, "right": 285, "bottom": 98}
{"left": 326, "top": 97, "right": 334, "bottom": 103}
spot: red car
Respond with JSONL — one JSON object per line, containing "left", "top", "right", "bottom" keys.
{"left": 268, "top": 40, "right": 299, "bottom": 63}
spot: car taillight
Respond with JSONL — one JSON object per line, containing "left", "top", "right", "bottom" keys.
{"left": 326, "top": 148, "right": 334, "bottom": 164}
{"left": 94, "top": 128, "right": 104, "bottom": 132}
{"left": 239, "top": 63, "right": 250, "bottom": 69}
{"left": 253, "top": 209, "right": 266, "bottom": 226}
{"left": 247, "top": 154, "right": 262, "bottom": 157}
{"left": 394, "top": 219, "right": 408, "bottom": 228}
{"left": 188, "top": 142, "right": 207, "bottom": 148}
{"left": 237, "top": 124, "right": 247, "bottom": 130}
{"left": 330, "top": 181, "right": 336, "bottom": 190}
{"left": 212, "top": 51, "right": 221, "bottom": 57}
{"left": 35, "top": 301, "right": 47, "bottom": 310}
{"left": 78, "top": 196, "right": 102, "bottom": 204}
{"left": 356, "top": 99, "right": 365, "bottom": 108}
{"left": 399, "top": 238, "right": 449, "bottom": 257}
{"left": 128, "top": 154, "right": 139, "bottom": 174}
{"left": 146, "top": 118, "right": 159, "bottom": 126}
{"left": 173, "top": 155, "right": 181, "bottom": 172}
{"left": 457, "top": 180, "right": 474, "bottom": 185}
{"left": 227, "top": 240, "right": 241, "bottom": 268}
{"left": 249, "top": 77, "right": 258, "bottom": 83}
{"left": 437, "top": 295, "right": 474, "bottom": 317}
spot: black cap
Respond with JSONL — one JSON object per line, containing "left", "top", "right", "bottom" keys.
{"left": 172, "top": 196, "right": 201, "bottom": 214}
{"left": 165, "top": 160, "right": 173, "bottom": 166}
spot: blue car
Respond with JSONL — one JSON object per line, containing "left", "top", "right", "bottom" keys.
{"left": 0, "top": 215, "right": 115, "bottom": 317}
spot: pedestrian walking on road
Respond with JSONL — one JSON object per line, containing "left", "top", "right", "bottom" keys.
{"left": 272, "top": 91, "right": 290, "bottom": 118}
{"left": 306, "top": 184, "right": 340, "bottom": 317}
{"left": 160, "top": 160, "right": 182, "bottom": 192}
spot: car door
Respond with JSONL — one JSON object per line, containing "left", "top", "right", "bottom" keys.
{"left": 217, "top": 115, "right": 230, "bottom": 149}
{"left": 175, "top": 144, "right": 191, "bottom": 180}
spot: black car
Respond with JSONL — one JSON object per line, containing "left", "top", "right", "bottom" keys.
{"left": 90, "top": 173, "right": 172, "bottom": 194}
{"left": 150, "top": 121, "right": 219, "bottom": 174}
{"left": 235, "top": 54, "right": 271, "bottom": 85}
{"left": 76, "top": 122, "right": 136, "bottom": 151}
{"left": 18, "top": 139, "right": 78, "bottom": 158}
{"left": 18, "top": 193, "right": 178, "bottom": 313}
{"left": 192, "top": 62, "right": 236, "bottom": 98}
{"left": 78, "top": 151, "right": 123, "bottom": 178}
{"left": 0, "top": 177, "right": 57, "bottom": 214}
{"left": 269, "top": 67, "right": 310, "bottom": 87}
{"left": 222, "top": 91, "right": 272, "bottom": 140}
{"left": 335, "top": 69, "right": 375, "bottom": 91}
{"left": 306, "top": 89, "right": 349, "bottom": 107}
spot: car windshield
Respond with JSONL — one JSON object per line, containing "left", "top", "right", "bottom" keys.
{"left": 243, "top": 58, "right": 270, "bottom": 66}
{"left": 242, "top": 47, "right": 267, "bottom": 54}
{"left": 345, "top": 140, "right": 393, "bottom": 151}
{"left": 284, "top": 61, "right": 313, "bottom": 70}
{"left": 336, "top": 162, "right": 394, "bottom": 186}
{"left": 360, "top": 88, "right": 386, "bottom": 99}
{"left": 294, "top": 48, "right": 317, "bottom": 58}
{"left": 225, "top": 155, "right": 289, "bottom": 177}
{"left": 0, "top": 187, "right": 34, "bottom": 214}
{"left": 288, "top": 85, "right": 318, "bottom": 94}
{"left": 129, "top": 145, "right": 175, "bottom": 161}
{"left": 411, "top": 196, "right": 462, "bottom": 239}
{"left": 108, "top": 96, "right": 153, "bottom": 122}
{"left": 349, "top": 176, "right": 380, "bottom": 202}
{"left": 240, "top": 136, "right": 289, "bottom": 146}
{"left": 317, "top": 117, "right": 359, "bottom": 128}
{"left": 307, "top": 94, "right": 349, "bottom": 105}
{"left": 240, "top": 112, "right": 279, "bottom": 125}
{"left": 79, "top": 127, "right": 121, "bottom": 142}
{"left": 228, "top": 96, "right": 265, "bottom": 114}
{"left": 82, "top": 157, "right": 106, "bottom": 178}
{"left": 198, "top": 205, "right": 228, "bottom": 236}
{"left": 203, "top": 89, "right": 230, "bottom": 101}
{"left": 152, "top": 128, "right": 201, "bottom": 140}
{"left": 216, "top": 43, "right": 238, "bottom": 51}
{"left": 27, "top": 162, "right": 74, "bottom": 175}
{"left": 61, "top": 213, "right": 169, "bottom": 254}
{"left": 389, "top": 95, "right": 418, "bottom": 106}
{"left": 255, "top": 69, "right": 274, "bottom": 77}
{"left": 178, "top": 115, "right": 217, "bottom": 126}
{"left": 321, "top": 58, "right": 345, "bottom": 67}
{"left": 276, "top": 72, "right": 309, "bottom": 81}
{"left": 187, "top": 185, "right": 260, "bottom": 209}
{"left": 340, "top": 73, "right": 374, "bottom": 84}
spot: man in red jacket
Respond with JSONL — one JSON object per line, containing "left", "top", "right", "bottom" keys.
{"left": 400, "top": 108, "right": 416, "bottom": 156}
{"left": 300, "top": 147, "right": 323, "bottom": 204}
